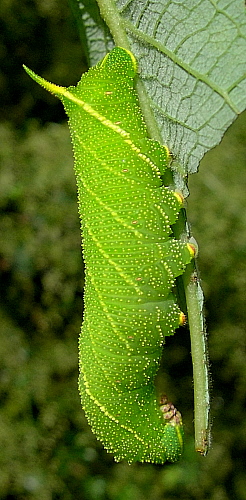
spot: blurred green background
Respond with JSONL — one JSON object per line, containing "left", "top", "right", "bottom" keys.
{"left": 0, "top": 1, "right": 246, "bottom": 498}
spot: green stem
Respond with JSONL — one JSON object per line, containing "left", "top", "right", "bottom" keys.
{"left": 96, "top": 0, "right": 130, "bottom": 48}
{"left": 173, "top": 208, "right": 211, "bottom": 455}
{"left": 183, "top": 263, "right": 211, "bottom": 455}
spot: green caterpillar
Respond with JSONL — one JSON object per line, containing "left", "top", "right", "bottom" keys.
{"left": 24, "top": 47, "right": 194, "bottom": 464}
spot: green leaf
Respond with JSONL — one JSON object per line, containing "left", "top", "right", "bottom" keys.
{"left": 72, "top": 0, "right": 246, "bottom": 175}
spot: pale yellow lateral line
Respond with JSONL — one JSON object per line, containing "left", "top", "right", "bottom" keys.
{"left": 83, "top": 225, "right": 144, "bottom": 357}
{"left": 81, "top": 178, "right": 144, "bottom": 239}
{"left": 61, "top": 88, "right": 169, "bottom": 173}
{"left": 86, "top": 266, "right": 140, "bottom": 354}
{"left": 81, "top": 365, "right": 147, "bottom": 446}
{"left": 85, "top": 226, "right": 144, "bottom": 294}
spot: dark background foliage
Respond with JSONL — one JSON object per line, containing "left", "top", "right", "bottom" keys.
{"left": 0, "top": 1, "right": 245, "bottom": 498}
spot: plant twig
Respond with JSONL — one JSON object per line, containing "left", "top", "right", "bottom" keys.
{"left": 183, "top": 262, "right": 211, "bottom": 455}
